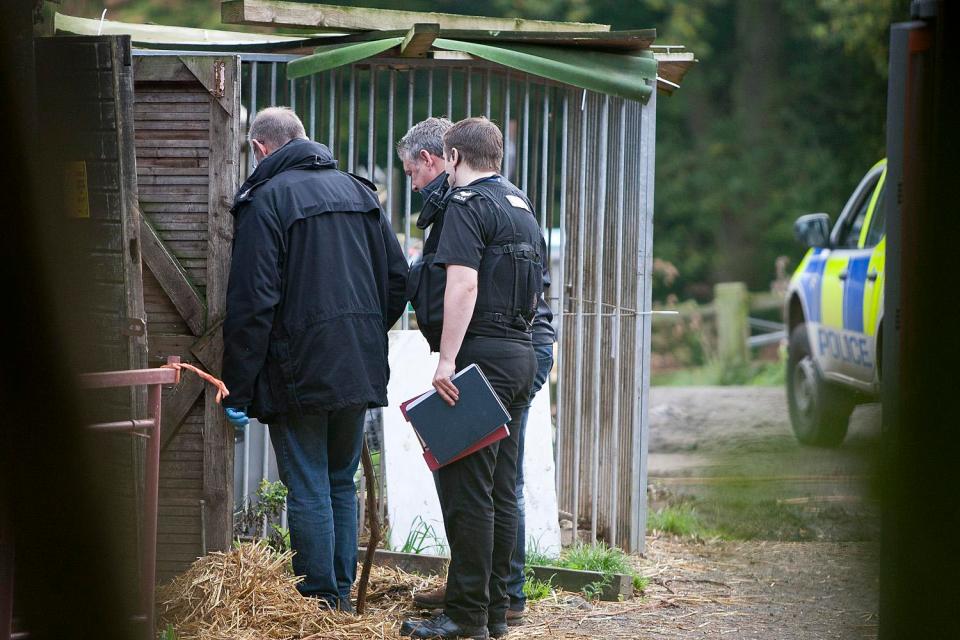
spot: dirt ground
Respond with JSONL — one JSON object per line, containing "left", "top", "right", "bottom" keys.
{"left": 514, "top": 386, "right": 881, "bottom": 639}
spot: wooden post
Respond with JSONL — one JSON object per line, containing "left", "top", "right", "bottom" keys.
{"left": 202, "top": 55, "right": 240, "bottom": 553}
{"left": 715, "top": 282, "right": 749, "bottom": 369}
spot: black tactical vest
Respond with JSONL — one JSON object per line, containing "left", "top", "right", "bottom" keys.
{"left": 408, "top": 178, "right": 543, "bottom": 350}
{"left": 406, "top": 188, "right": 448, "bottom": 350}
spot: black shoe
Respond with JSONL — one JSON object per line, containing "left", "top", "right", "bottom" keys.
{"left": 488, "top": 621, "right": 509, "bottom": 638}
{"left": 400, "top": 614, "right": 490, "bottom": 639}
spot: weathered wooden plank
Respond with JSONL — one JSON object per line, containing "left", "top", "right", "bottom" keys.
{"left": 158, "top": 496, "right": 209, "bottom": 508}
{"left": 152, "top": 222, "right": 209, "bottom": 233}
{"left": 135, "top": 110, "right": 211, "bottom": 121}
{"left": 158, "top": 462, "right": 204, "bottom": 477}
{"left": 148, "top": 334, "right": 199, "bottom": 363}
{"left": 526, "top": 565, "right": 633, "bottom": 601}
{"left": 139, "top": 193, "right": 209, "bottom": 203}
{"left": 161, "top": 239, "right": 208, "bottom": 251}
{"left": 358, "top": 548, "right": 448, "bottom": 575}
{"left": 136, "top": 101, "right": 210, "bottom": 114}
{"left": 140, "top": 204, "right": 209, "bottom": 216}
{"left": 136, "top": 120, "right": 210, "bottom": 131}
{"left": 136, "top": 147, "right": 210, "bottom": 158}
{"left": 161, "top": 255, "right": 205, "bottom": 268}
{"left": 137, "top": 175, "right": 210, "bottom": 185}
{"left": 158, "top": 516, "right": 203, "bottom": 531}
{"left": 158, "top": 231, "right": 209, "bottom": 243}
{"left": 140, "top": 185, "right": 210, "bottom": 196}
{"left": 158, "top": 488, "right": 203, "bottom": 500}
{"left": 159, "top": 450, "right": 204, "bottom": 463}
{"left": 401, "top": 23, "right": 439, "bottom": 58}
{"left": 163, "top": 437, "right": 206, "bottom": 454}
{"left": 136, "top": 159, "right": 210, "bottom": 170}
{"left": 157, "top": 554, "right": 201, "bottom": 567}
{"left": 139, "top": 214, "right": 207, "bottom": 336}
{"left": 160, "top": 478, "right": 206, "bottom": 492}
{"left": 135, "top": 92, "right": 208, "bottom": 103}
{"left": 154, "top": 531, "right": 200, "bottom": 544}
{"left": 136, "top": 129, "right": 209, "bottom": 141}
{"left": 184, "top": 319, "right": 223, "bottom": 378}
{"left": 221, "top": 0, "right": 609, "bottom": 33}
{"left": 86, "top": 255, "right": 126, "bottom": 285}
{"left": 134, "top": 56, "right": 196, "bottom": 83}
{"left": 138, "top": 167, "right": 209, "bottom": 176}
{"left": 135, "top": 139, "right": 210, "bottom": 149}
{"left": 202, "top": 54, "right": 239, "bottom": 554}
{"left": 160, "top": 375, "right": 204, "bottom": 451}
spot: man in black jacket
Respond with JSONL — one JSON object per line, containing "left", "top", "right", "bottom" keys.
{"left": 222, "top": 107, "right": 407, "bottom": 611}
{"left": 401, "top": 117, "right": 542, "bottom": 640}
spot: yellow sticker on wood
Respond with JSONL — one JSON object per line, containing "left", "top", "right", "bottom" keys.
{"left": 64, "top": 160, "right": 90, "bottom": 219}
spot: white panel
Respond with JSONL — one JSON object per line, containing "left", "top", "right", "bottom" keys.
{"left": 384, "top": 330, "right": 561, "bottom": 558}
{"left": 522, "top": 381, "right": 562, "bottom": 557}
{"left": 384, "top": 330, "right": 446, "bottom": 553}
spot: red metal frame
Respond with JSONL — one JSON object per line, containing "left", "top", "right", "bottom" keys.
{"left": 0, "top": 356, "right": 181, "bottom": 640}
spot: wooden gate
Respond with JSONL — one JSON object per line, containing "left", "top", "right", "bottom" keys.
{"left": 131, "top": 54, "right": 239, "bottom": 580}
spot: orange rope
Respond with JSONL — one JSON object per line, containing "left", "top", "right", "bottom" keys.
{"left": 162, "top": 362, "right": 230, "bottom": 404}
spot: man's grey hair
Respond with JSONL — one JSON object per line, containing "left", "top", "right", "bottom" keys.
{"left": 397, "top": 117, "right": 453, "bottom": 162}
{"left": 249, "top": 106, "right": 307, "bottom": 149}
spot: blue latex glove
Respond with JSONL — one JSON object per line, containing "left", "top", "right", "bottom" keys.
{"left": 225, "top": 407, "right": 250, "bottom": 428}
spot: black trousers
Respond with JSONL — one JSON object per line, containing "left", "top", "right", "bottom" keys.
{"left": 438, "top": 335, "right": 536, "bottom": 627}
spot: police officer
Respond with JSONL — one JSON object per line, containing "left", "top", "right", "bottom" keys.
{"left": 397, "top": 117, "right": 453, "bottom": 351}
{"left": 401, "top": 118, "right": 542, "bottom": 639}
{"left": 222, "top": 107, "right": 407, "bottom": 611}
{"left": 399, "top": 118, "right": 556, "bottom": 629}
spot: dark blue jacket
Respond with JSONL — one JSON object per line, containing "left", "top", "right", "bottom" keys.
{"left": 222, "top": 139, "right": 408, "bottom": 420}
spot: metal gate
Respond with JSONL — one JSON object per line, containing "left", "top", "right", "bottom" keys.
{"left": 135, "top": 50, "right": 656, "bottom": 553}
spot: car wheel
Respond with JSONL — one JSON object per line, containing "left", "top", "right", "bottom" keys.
{"left": 786, "top": 323, "right": 854, "bottom": 447}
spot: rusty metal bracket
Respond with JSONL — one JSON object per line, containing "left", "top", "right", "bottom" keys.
{"left": 212, "top": 59, "right": 226, "bottom": 98}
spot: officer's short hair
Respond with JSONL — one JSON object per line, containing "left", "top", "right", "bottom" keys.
{"left": 397, "top": 117, "right": 453, "bottom": 162}
{"left": 443, "top": 117, "right": 503, "bottom": 173}
{"left": 249, "top": 106, "right": 306, "bottom": 149}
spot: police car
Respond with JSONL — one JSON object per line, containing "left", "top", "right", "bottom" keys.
{"left": 785, "top": 159, "right": 886, "bottom": 446}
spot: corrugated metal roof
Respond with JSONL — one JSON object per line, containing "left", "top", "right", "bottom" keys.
{"left": 56, "top": 12, "right": 694, "bottom": 97}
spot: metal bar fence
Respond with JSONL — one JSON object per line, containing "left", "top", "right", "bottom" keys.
{"left": 198, "top": 52, "right": 657, "bottom": 553}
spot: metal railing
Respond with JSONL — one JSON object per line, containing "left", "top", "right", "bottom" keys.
{"left": 1, "top": 356, "right": 181, "bottom": 640}
{"left": 77, "top": 356, "right": 181, "bottom": 639}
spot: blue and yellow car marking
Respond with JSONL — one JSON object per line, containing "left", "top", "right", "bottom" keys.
{"left": 799, "top": 248, "right": 828, "bottom": 323}
{"left": 788, "top": 160, "right": 886, "bottom": 387}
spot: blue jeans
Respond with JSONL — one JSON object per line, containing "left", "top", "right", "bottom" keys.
{"left": 506, "top": 342, "right": 554, "bottom": 611}
{"left": 269, "top": 405, "right": 366, "bottom": 607}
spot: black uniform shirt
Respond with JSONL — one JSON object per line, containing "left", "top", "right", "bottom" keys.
{"left": 434, "top": 175, "right": 540, "bottom": 342}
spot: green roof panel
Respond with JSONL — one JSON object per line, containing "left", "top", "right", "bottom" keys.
{"left": 286, "top": 37, "right": 404, "bottom": 78}
{"left": 432, "top": 38, "right": 656, "bottom": 103}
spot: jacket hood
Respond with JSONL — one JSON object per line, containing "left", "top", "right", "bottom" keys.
{"left": 232, "top": 139, "right": 338, "bottom": 213}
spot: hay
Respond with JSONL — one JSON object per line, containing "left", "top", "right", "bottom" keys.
{"left": 156, "top": 541, "right": 443, "bottom": 640}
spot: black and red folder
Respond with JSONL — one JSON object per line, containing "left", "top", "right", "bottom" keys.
{"left": 399, "top": 364, "right": 511, "bottom": 471}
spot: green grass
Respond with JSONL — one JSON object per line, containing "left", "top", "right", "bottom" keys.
{"left": 560, "top": 542, "right": 635, "bottom": 576}
{"left": 525, "top": 542, "right": 647, "bottom": 599}
{"left": 647, "top": 505, "right": 709, "bottom": 537}
{"left": 398, "top": 516, "right": 447, "bottom": 555}
{"left": 522, "top": 571, "right": 555, "bottom": 602}
{"left": 649, "top": 480, "right": 880, "bottom": 543}
{"left": 652, "top": 358, "right": 785, "bottom": 387}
